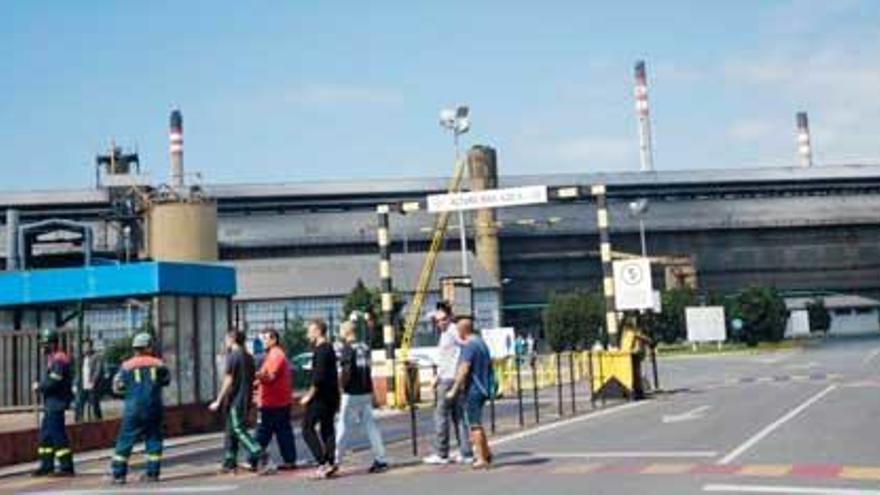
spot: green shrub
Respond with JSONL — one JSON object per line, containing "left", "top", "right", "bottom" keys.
{"left": 543, "top": 290, "right": 604, "bottom": 352}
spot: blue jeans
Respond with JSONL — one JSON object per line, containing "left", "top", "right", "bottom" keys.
{"left": 335, "top": 393, "right": 386, "bottom": 464}
{"left": 433, "top": 380, "right": 473, "bottom": 458}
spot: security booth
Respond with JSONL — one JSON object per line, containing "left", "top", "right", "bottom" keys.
{"left": 0, "top": 261, "right": 235, "bottom": 467}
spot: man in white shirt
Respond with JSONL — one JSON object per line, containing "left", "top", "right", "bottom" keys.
{"left": 423, "top": 302, "right": 473, "bottom": 465}
{"left": 75, "top": 338, "right": 104, "bottom": 422}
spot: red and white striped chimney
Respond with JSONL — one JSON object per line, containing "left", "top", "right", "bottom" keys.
{"left": 169, "top": 109, "right": 184, "bottom": 188}
{"left": 796, "top": 111, "right": 812, "bottom": 168}
{"left": 634, "top": 60, "right": 654, "bottom": 172}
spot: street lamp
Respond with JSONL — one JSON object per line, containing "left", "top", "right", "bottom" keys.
{"left": 439, "top": 105, "right": 471, "bottom": 275}
{"left": 628, "top": 198, "right": 649, "bottom": 258}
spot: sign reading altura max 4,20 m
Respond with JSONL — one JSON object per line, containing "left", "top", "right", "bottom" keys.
{"left": 427, "top": 185, "right": 548, "bottom": 213}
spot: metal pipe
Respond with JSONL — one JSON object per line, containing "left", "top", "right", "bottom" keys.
{"left": 515, "top": 355, "right": 524, "bottom": 427}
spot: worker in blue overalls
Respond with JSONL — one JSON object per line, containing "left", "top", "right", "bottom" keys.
{"left": 109, "top": 333, "right": 170, "bottom": 485}
{"left": 32, "top": 328, "right": 75, "bottom": 477}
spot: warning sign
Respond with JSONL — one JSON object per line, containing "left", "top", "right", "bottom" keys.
{"left": 612, "top": 258, "right": 654, "bottom": 311}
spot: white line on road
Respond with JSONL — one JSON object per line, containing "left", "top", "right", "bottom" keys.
{"left": 533, "top": 451, "right": 718, "bottom": 459}
{"left": 861, "top": 347, "right": 880, "bottom": 366}
{"left": 717, "top": 384, "right": 837, "bottom": 465}
{"left": 490, "top": 400, "right": 651, "bottom": 447}
{"left": 662, "top": 405, "right": 711, "bottom": 424}
{"left": 22, "top": 485, "right": 239, "bottom": 495}
{"left": 704, "top": 483, "right": 880, "bottom": 494}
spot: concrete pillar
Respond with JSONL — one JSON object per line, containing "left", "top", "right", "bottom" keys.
{"left": 467, "top": 145, "right": 501, "bottom": 283}
{"left": 5, "top": 209, "right": 19, "bottom": 271}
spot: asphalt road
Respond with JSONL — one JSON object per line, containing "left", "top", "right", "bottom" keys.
{"left": 6, "top": 334, "right": 880, "bottom": 495}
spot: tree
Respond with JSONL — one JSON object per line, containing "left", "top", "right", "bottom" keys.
{"left": 281, "top": 316, "right": 309, "bottom": 358}
{"left": 729, "top": 287, "right": 789, "bottom": 345}
{"left": 806, "top": 298, "right": 831, "bottom": 334}
{"left": 642, "top": 288, "right": 698, "bottom": 344}
{"left": 543, "top": 290, "right": 604, "bottom": 352}
{"left": 342, "top": 279, "right": 403, "bottom": 349}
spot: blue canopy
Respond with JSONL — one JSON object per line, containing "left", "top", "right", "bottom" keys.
{"left": 0, "top": 262, "right": 236, "bottom": 307}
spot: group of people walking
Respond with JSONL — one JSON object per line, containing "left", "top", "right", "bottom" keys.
{"left": 30, "top": 302, "right": 494, "bottom": 484}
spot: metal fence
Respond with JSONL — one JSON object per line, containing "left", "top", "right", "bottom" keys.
{"left": 0, "top": 328, "right": 75, "bottom": 408}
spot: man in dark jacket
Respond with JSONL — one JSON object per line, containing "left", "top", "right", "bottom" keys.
{"left": 109, "top": 333, "right": 170, "bottom": 484}
{"left": 32, "top": 328, "right": 75, "bottom": 477}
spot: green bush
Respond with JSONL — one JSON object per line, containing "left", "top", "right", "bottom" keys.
{"left": 729, "top": 287, "right": 789, "bottom": 345}
{"left": 342, "top": 279, "right": 403, "bottom": 349}
{"left": 643, "top": 288, "right": 698, "bottom": 344}
{"left": 543, "top": 290, "right": 604, "bottom": 352}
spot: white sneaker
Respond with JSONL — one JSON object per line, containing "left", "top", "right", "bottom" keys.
{"left": 422, "top": 454, "right": 450, "bottom": 465}
{"left": 451, "top": 452, "right": 475, "bottom": 465}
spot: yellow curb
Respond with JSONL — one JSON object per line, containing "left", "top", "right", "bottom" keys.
{"left": 840, "top": 466, "right": 880, "bottom": 481}
{"left": 642, "top": 463, "right": 695, "bottom": 475}
{"left": 738, "top": 464, "right": 792, "bottom": 477}
{"left": 551, "top": 463, "right": 604, "bottom": 475}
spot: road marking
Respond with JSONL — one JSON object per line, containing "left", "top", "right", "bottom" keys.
{"left": 717, "top": 384, "right": 837, "bottom": 465}
{"left": 22, "top": 485, "right": 239, "bottom": 495}
{"left": 663, "top": 405, "right": 711, "bottom": 423}
{"left": 704, "top": 483, "right": 880, "bottom": 494}
{"left": 532, "top": 451, "right": 717, "bottom": 459}
{"left": 840, "top": 466, "right": 880, "bottom": 481}
{"left": 861, "top": 347, "right": 880, "bottom": 366}
{"left": 490, "top": 400, "right": 650, "bottom": 447}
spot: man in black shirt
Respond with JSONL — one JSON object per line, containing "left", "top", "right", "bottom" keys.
{"left": 335, "top": 321, "right": 388, "bottom": 473}
{"left": 300, "top": 319, "right": 340, "bottom": 479}
{"left": 210, "top": 329, "right": 269, "bottom": 474}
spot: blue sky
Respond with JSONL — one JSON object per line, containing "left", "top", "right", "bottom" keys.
{"left": 1, "top": 1, "right": 877, "bottom": 190}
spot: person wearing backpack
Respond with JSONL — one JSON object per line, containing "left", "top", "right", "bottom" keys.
{"left": 334, "top": 321, "right": 388, "bottom": 473}
{"left": 446, "top": 317, "right": 494, "bottom": 469}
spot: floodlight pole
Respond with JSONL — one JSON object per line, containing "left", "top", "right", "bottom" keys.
{"left": 454, "top": 132, "right": 469, "bottom": 276}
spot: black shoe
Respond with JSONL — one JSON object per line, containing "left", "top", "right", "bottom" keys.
{"left": 368, "top": 461, "right": 389, "bottom": 474}
{"left": 139, "top": 473, "right": 160, "bottom": 483}
{"left": 277, "top": 463, "right": 298, "bottom": 472}
{"left": 30, "top": 468, "right": 52, "bottom": 478}
{"left": 52, "top": 470, "right": 75, "bottom": 478}
{"left": 323, "top": 464, "right": 339, "bottom": 479}
{"left": 218, "top": 464, "right": 238, "bottom": 475}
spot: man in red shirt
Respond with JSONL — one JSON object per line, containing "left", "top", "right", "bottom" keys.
{"left": 254, "top": 329, "right": 298, "bottom": 470}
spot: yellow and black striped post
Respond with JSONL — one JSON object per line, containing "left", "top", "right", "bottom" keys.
{"left": 376, "top": 205, "right": 396, "bottom": 362}
{"left": 592, "top": 184, "right": 618, "bottom": 346}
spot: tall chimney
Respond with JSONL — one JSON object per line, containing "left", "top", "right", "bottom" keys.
{"left": 5, "top": 209, "right": 19, "bottom": 271}
{"left": 467, "top": 145, "right": 501, "bottom": 283}
{"left": 169, "top": 109, "right": 184, "bottom": 188}
{"left": 634, "top": 60, "right": 654, "bottom": 172}
{"left": 796, "top": 111, "right": 812, "bottom": 168}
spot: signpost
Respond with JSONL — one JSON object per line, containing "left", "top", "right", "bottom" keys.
{"left": 612, "top": 258, "right": 654, "bottom": 311}
{"left": 427, "top": 185, "right": 548, "bottom": 213}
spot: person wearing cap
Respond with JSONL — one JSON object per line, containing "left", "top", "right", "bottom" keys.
{"left": 108, "top": 333, "right": 170, "bottom": 484}
{"left": 32, "top": 328, "right": 75, "bottom": 477}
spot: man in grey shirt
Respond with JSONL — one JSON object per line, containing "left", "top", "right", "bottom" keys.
{"left": 423, "top": 302, "right": 473, "bottom": 465}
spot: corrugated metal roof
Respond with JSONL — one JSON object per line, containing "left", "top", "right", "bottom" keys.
{"left": 786, "top": 294, "right": 880, "bottom": 310}
{"left": 229, "top": 251, "right": 500, "bottom": 301}
{"left": 6, "top": 163, "right": 880, "bottom": 206}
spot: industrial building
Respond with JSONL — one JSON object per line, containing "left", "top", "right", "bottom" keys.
{"left": 4, "top": 157, "right": 880, "bottom": 337}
